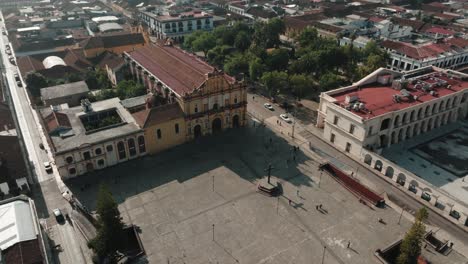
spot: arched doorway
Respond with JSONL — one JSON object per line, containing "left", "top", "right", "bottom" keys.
{"left": 385, "top": 166, "right": 394, "bottom": 178}
{"left": 374, "top": 160, "right": 383, "bottom": 172}
{"left": 194, "top": 125, "right": 202, "bottom": 138}
{"left": 212, "top": 118, "right": 222, "bottom": 133}
{"left": 232, "top": 115, "right": 240, "bottom": 128}
{"left": 364, "top": 154, "right": 372, "bottom": 165}
{"left": 86, "top": 162, "right": 94, "bottom": 172}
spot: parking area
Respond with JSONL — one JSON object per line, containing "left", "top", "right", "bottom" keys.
{"left": 67, "top": 123, "right": 465, "bottom": 264}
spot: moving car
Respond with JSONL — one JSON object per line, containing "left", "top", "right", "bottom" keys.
{"left": 280, "top": 114, "right": 292, "bottom": 123}
{"left": 53, "top": 208, "right": 65, "bottom": 223}
{"left": 263, "top": 103, "right": 274, "bottom": 111}
{"left": 44, "top": 161, "right": 52, "bottom": 173}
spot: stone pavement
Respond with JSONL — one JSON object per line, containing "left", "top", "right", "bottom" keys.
{"left": 66, "top": 124, "right": 467, "bottom": 264}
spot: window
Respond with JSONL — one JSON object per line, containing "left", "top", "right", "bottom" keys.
{"left": 213, "top": 103, "right": 218, "bottom": 110}
{"left": 68, "top": 168, "right": 76, "bottom": 175}
{"left": 345, "top": 142, "right": 352, "bottom": 152}
{"left": 175, "top": 123, "right": 179, "bottom": 134}
{"left": 330, "top": 133, "right": 335, "bottom": 143}
{"left": 349, "top": 124, "right": 355, "bottom": 134}
{"left": 128, "top": 138, "right": 136, "bottom": 157}
{"left": 83, "top": 151, "right": 91, "bottom": 160}
{"left": 106, "top": 145, "right": 113, "bottom": 152}
{"left": 333, "top": 116, "right": 339, "bottom": 125}
{"left": 380, "top": 118, "right": 390, "bottom": 131}
{"left": 368, "top": 126, "right": 373, "bottom": 136}
{"left": 157, "top": 129, "right": 162, "bottom": 139}
{"left": 97, "top": 159, "right": 104, "bottom": 166}
{"left": 66, "top": 156, "right": 73, "bottom": 164}
{"left": 138, "top": 136, "right": 146, "bottom": 153}
{"left": 95, "top": 148, "right": 102, "bottom": 155}
{"left": 234, "top": 97, "right": 238, "bottom": 104}
{"left": 117, "top": 141, "right": 126, "bottom": 160}
{"left": 194, "top": 104, "right": 198, "bottom": 113}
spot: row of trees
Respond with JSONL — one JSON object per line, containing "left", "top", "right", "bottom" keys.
{"left": 183, "top": 19, "right": 389, "bottom": 99}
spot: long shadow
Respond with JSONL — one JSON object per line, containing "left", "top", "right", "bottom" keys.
{"left": 66, "top": 123, "right": 315, "bottom": 211}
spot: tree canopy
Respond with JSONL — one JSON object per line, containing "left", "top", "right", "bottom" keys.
{"left": 116, "top": 80, "right": 146, "bottom": 99}
{"left": 89, "top": 184, "right": 126, "bottom": 262}
{"left": 397, "top": 207, "right": 429, "bottom": 264}
{"left": 25, "top": 72, "right": 49, "bottom": 97}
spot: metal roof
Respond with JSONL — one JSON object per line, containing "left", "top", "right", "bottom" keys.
{"left": 0, "top": 200, "right": 38, "bottom": 251}
{"left": 40, "top": 81, "right": 89, "bottom": 100}
{"left": 42, "top": 56, "right": 67, "bottom": 69}
{"left": 98, "top": 22, "right": 123, "bottom": 32}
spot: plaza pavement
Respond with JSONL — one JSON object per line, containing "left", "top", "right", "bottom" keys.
{"left": 67, "top": 123, "right": 467, "bottom": 264}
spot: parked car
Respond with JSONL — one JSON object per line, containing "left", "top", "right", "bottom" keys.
{"left": 39, "top": 143, "right": 44, "bottom": 149}
{"left": 263, "top": 103, "right": 274, "bottom": 111}
{"left": 280, "top": 114, "right": 292, "bottom": 123}
{"left": 16, "top": 81, "right": 22, "bottom": 87}
{"left": 53, "top": 208, "right": 65, "bottom": 223}
{"left": 44, "top": 161, "right": 52, "bottom": 173}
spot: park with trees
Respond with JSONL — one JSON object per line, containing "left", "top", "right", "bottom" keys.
{"left": 183, "top": 18, "right": 389, "bottom": 100}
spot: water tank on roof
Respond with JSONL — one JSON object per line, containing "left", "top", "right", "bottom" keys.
{"left": 42, "top": 56, "right": 66, "bottom": 69}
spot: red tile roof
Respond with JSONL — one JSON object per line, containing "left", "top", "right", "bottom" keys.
{"left": 127, "top": 44, "right": 215, "bottom": 96}
{"left": 381, "top": 38, "right": 467, "bottom": 60}
{"left": 424, "top": 26, "right": 455, "bottom": 35}
{"left": 332, "top": 73, "right": 468, "bottom": 119}
{"left": 3, "top": 239, "right": 45, "bottom": 264}
{"left": 44, "top": 111, "right": 71, "bottom": 133}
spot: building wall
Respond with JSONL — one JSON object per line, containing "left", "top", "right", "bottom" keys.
{"left": 145, "top": 117, "right": 186, "bottom": 154}
{"left": 387, "top": 50, "right": 468, "bottom": 72}
{"left": 56, "top": 133, "right": 146, "bottom": 179}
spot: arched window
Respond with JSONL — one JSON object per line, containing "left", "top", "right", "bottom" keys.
{"left": 95, "top": 148, "right": 102, "bottom": 155}
{"left": 157, "top": 129, "right": 162, "bottom": 139}
{"left": 138, "top": 136, "right": 146, "bottom": 153}
{"left": 117, "top": 141, "right": 126, "bottom": 160}
{"left": 175, "top": 123, "right": 179, "bottom": 134}
{"left": 66, "top": 156, "right": 73, "bottom": 164}
{"left": 128, "top": 138, "right": 136, "bottom": 157}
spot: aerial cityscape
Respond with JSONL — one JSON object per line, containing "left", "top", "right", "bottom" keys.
{"left": 0, "top": 0, "right": 467, "bottom": 263}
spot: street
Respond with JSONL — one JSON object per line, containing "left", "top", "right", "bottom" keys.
{"left": 0, "top": 11, "right": 89, "bottom": 264}
{"left": 246, "top": 92, "right": 468, "bottom": 249}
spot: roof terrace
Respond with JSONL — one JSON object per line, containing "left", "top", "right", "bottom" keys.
{"left": 331, "top": 68, "right": 468, "bottom": 120}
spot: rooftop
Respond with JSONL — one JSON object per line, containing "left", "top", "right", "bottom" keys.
{"left": 141, "top": 10, "right": 212, "bottom": 22}
{"left": 40, "top": 81, "right": 89, "bottom": 101}
{"left": 80, "top": 32, "right": 145, "bottom": 50}
{"left": 41, "top": 98, "right": 141, "bottom": 154}
{"left": 329, "top": 67, "right": 468, "bottom": 119}
{"left": 381, "top": 38, "right": 468, "bottom": 60}
{"left": 126, "top": 44, "right": 217, "bottom": 96}
{"left": 98, "top": 22, "right": 123, "bottom": 33}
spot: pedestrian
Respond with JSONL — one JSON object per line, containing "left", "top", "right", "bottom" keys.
{"left": 253, "top": 96, "right": 255, "bottom": 101}
{"left": 297, "top": 189, "right": 299, "bottom": 197}
{"left": 316, "top": 205, "right": 319, "bottom": 210}
{"left": 351, "top": 172, "right": 354, "bottom": 177}
{"left": 277, "top": 120, "right": 279, "bottom": 124}
{"left": 319, "top": 204, "right": 322, "bottom": 209}
{"left": 347, "top": 241, "right": 350, "bottom": 248}
{"left": 288, "top": 199, "right": 292, "bottom": 205}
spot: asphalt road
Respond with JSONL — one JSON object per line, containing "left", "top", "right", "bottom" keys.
{"left": 246, "top": 92, "right": 468, "bottom": 245}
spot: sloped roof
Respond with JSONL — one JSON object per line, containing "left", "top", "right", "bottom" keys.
{"left": 40, "top": 81, "right": 89, "bottom": 100}
{"left": 95, "top": 51, "right": 125, "bottom": 69}
{"left": 43, "top": 111, "right": 71, "bottom": 133}
{"left": 42, "top": 56, "right": 67, "bottom": 69}
{"left": 132, "top": 103, "right": 185, "bottom": 128}
{"left": 0, "top": 199, "right": 38, "bottom": 251}
{"left": 81, "top": 32, "right": 145, "bottom": 50}
{"left": 381, "top": 38, "right": 468, "bottom": 60}
{"left": 127, "top": 44, "right": 216, "bottom": 96}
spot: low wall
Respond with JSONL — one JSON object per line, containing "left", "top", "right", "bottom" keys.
{"left": 360, "top": 149, "right": 468, "bottom": 228}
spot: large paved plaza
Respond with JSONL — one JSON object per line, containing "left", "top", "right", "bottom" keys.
{"left": 67, "top": 123, "right": 466, "bottom": 264}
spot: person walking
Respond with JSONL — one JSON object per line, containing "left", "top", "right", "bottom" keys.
{"left": 347, "top": 241, "right": 351, "bottom": 248}
{"left": 319, "top": 204, "right": 322, "bottom": 209}
{"left": 297, "top": 189, "right": 300, "bottom": 197}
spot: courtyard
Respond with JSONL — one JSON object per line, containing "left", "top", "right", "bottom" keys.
{"left": 66, "top": 122, "right": 465, "bottom": 264}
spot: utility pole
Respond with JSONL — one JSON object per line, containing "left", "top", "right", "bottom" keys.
{"left": 212, "top": 175, "right": 214, "bottom": 192}
{"left": 318, "top": 171, "right": 323, "bottom": 188}
{"left": 398, "top": 208, "right": 404, "bottom": 225}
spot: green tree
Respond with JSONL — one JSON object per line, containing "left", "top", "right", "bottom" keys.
{"left": 192, "top": 32, "right": 216, "bottom": 55}
{"left": 183, "top": 30, "right": 204, "bottom": 50}
{"left": 207, "top": 45, "right": 232, "bottom": 66}
{"left": 319, "top": 73, "right": 342, "bottom": 91}
{"left": 266, "top": 48, "right": 289, "bottom": 71}
{"left": 234, "top": 31, "right": 251, "bottom": 52}
{"left": 224, "top": 54, "right": 249, "bottom": 76}
{"left": 261, "top": 71, "right": 288, "bottom": 96}
{"left": 116, "top": 80, "right": 146, "bottom": 99}
{"left": 88, "top": 184, "right": 126, "bottom": 262}
{"left": 397, "top": 207, "right": 429, "bottom": 264}
{"left": 249, "top": 58, "right": 265, "bottom": 81}
{"left": 289, "top": 74, "right": 312, "bottom": 99}
{"left": 297, "top": 27, "right": 319, "bottom": 48}
{"left": 25, "top": 72, "right": 49, "bottom": 97}
{"left": 86, "top": 68, "right": 111, "bottom": 90}
{"left": 213, "top": 25, "right": 236, "bottom": 45}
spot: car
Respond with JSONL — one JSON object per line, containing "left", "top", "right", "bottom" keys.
{"left": 39, "top": 143, "right": 44, "bottom": 149}
{"left": 16, "top": 81, "right": 22, "bottom": 87}
{"left": 53, "top": 208, "right": 65, "bottom": 223}
{"left": 44, "top": 161, "right": 52, "bottom": 173}
{"left": 263, "top": 103, "right": 274, "bottom": 111}
{"left": 280, "top": 114, "right": 292, "bottom": 123}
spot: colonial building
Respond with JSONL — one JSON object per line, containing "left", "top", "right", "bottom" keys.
{"left": 40, "top": 98, "right": 146, "bottom": 179}
{"left": 123, "top": 43, "right": 247, "bottom": 154}
{"left": 382, "top": 38, "right": 468, "bottom": 72}
{"left": 80, "top": 32, "right": 147, "bottom": 58}
{"left": 137, "top": 10, "right": 213, "bottom": 42}
{"left": 317, "top": 66, "right": 468, "bottom": 226}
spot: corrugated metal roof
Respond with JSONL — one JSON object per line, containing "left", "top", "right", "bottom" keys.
{"left": 0, "top": 200, "right": 37, "bottom": 251}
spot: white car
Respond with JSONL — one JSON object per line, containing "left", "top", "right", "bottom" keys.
{"left": 263, "top": 103, "right": 274, "bottom": 111}
{"left": 53, "top": 208, "right": 65, "bottom": 223}
{"left": 44, "top": 161, "right": 53, "bottom": 173}
{"left": 280, "top": 114, "right": 292, "bottom": 123}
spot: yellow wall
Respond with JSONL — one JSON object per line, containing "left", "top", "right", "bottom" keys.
{"left": 145, "top": 117, "right": 187, "bottom": 154}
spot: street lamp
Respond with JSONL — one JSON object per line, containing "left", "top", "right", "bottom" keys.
{"left": 321, "top": 245, "right": 326, "bottom": 264}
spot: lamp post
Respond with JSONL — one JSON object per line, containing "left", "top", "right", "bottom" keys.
{"left": 321, "top": 246, "right": 326, "bottom": 264}
{"left": 212, "top": 224, "right": 215, "bottom": 241}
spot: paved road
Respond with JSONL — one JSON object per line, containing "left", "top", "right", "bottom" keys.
{"left": 246, "top": 92, "right": 468, "bottom": 245}
{"left": 0, "top": 11, "right": 89, "bottom": 264}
